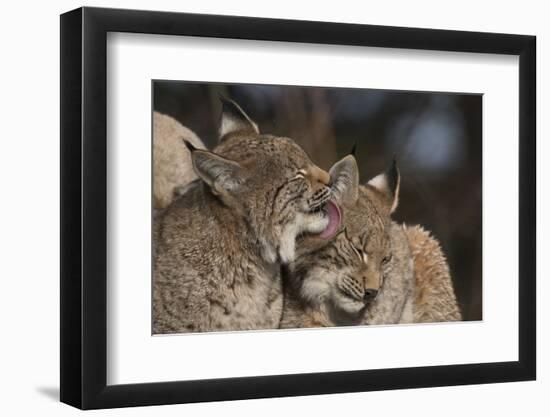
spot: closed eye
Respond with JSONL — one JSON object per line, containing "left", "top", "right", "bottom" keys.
{"left": 351, "top": 245, "right": 366, "bottom": 263}
{"left": 382, "top": 254, "right": 392, "bottom": 265}
{"left": 291, "top": 169, "right": 307, "bottom": 181}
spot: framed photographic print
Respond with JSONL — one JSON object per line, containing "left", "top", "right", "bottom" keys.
{"left": 60, "top": 6, "right": 536, "bottom": 410}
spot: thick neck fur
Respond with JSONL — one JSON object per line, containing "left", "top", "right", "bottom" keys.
{"left": 207, "top": 184, "right": 281, "bottom": 267}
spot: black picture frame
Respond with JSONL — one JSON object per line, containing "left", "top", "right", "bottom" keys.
{"left": 60, "top": 6, "right": 536, "bottom": 410}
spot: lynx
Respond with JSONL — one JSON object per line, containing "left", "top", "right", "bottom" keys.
{"left": 281, "top": 156, "right": 461, "bottom": 328}
{"left": 281, "top": 156, "right": 413, "bottom": 327}
{"left": 153, "top": 98, "right": 350, "bottom": 333}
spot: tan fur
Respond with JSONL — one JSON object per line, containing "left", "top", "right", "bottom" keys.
{"left": 153, "top": 112, "right": 206, "bottom": 209}
{"left": 405, "top": 225, "right": 462, "bottom": 322}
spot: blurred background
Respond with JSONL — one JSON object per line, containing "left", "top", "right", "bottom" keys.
{"left": 154, "top": 81, "right": 482, "bottom": 321}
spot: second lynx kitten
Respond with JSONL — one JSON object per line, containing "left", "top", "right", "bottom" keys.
{"left": 281, "top": 156, "right": 461, "bottom": 328}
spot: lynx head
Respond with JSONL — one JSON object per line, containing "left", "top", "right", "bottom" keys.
{"left": 292, "top": 158, "right": 400, "bottom": 317}
{"left": 186, "top": 97, "right": 349, "bottom": 264}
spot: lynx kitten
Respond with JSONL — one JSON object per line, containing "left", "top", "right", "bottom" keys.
{"left": 281, "top": 156, "right": 461, "bottom": 328}
{"left": 153, "top": 98, "right": 352, "bottom": 333}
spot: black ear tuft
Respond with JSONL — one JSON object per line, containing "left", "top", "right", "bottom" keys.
{"left": 350, "top": 142, "right": 357, "bottom": 157}
{"left": 218, "top": 96, "right": 259, "bottom": 139}
{"left": 386, "top": 155, "right": 399, "bottom": 198}
{"left": 366, "top": 157, "right": 400, "bottom": 214}
{"left": 183, "top": 139, "right": 197, "bottom": 152}
{"left": 218, "top": 94, "right": 241, "bottom": 119}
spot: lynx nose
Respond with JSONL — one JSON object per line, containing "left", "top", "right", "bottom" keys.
{"left": 363, "top": 288, "right": 378, "bottom": 303}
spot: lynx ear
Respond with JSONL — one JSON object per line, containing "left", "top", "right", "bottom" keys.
{"left": 367, "top": 158, "right": 400, "bottom": 214}
{"left": 329, "top": 154, "right": 359, "bottom": 206}
{"left": 185, "top": 141, "right": 243, "bottom": 194}
{"left": 218, "top": 96, "right": 259, "bottom": 139}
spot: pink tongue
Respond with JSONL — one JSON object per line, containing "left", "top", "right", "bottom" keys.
{"left": 319, "top": 200, "right": 342, "bottom": 239}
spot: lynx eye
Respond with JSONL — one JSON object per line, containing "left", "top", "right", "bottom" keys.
{"left": 351, "top": 244, "right": 368, "bottom": 263}
{"left": 292, "top": 169, "right": 307, "bottom": 180}
{"left": 382, "top": 254, "right": 393, "bottom": 265}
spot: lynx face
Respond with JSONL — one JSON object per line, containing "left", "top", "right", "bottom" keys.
{"left": 292, "top": 157, "right": 400, "bottom": 316}
{"left": 334, "top": 228, "right": 394, "bottom": 313}
{"left": 297, "top": 206, "right": 393, "bottom": 315}
{"left": 186, "top": 98, "right": 345, "bottom": 264}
